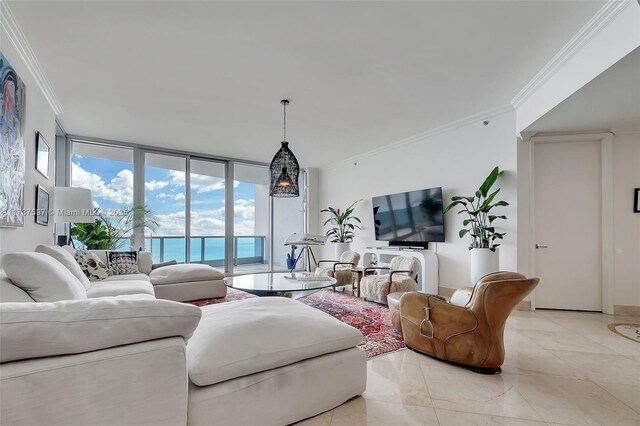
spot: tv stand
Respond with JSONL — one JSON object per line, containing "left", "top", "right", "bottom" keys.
{"left": 362, "top": 247, "right": 438, "bottom": 294}
{"left": 389, "top": 241, "right": 429, "bottom": 250}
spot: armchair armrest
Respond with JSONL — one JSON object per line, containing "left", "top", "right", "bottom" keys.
{"left": 317, "top": 260, "right": 339, "bottom": 266}
{"left": 332, "top": 262, "right": 355, "bottom": 272}
{"left": 388, "top": 269, "right": 415, "bottom": 283}
{"left": 0, "top": 297, "right": 202, "bottom": 363}
{"left": 364, "top": 266, "right": 390, "bottom": 276}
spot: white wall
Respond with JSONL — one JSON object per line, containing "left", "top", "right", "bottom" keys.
{"left": 612, "top": 132, "right": 640, "bottom": 308}
{"left": 0, "top": 31, "right": 57, "bottom": 262}
{"left": 318, "top": 110, "right": 518, "bottom": 289}
{"left": 514, "top": 1, "right": 640, "bottom": 133}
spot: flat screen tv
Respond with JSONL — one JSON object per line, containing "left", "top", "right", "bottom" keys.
{"left": 372, "top": 187, "right": 445, "bottom": 248}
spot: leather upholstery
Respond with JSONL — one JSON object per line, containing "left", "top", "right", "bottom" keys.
{"left": 399, "top": 272, "right": 538, "bottom": 372}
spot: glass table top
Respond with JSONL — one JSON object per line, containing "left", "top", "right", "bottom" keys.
{"left": 224, "top": 272, "right": 336, "bottom": 293}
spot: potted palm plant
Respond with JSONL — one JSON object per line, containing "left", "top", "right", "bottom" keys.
{"left": 444, "top": 166, "right": 508, "bottom": 284}
{"left": 71, "top": 205, "right": 158, "bottom": 250}
{"left": 321, "top": 201, "right": 362, "bottom": 258}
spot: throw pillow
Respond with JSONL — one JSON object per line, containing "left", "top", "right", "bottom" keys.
{"left": 34, "top": 245, "right": 91, "bottom": 290}
{"left": 107, "top": 251, "right": 139, "bottom": 275}
{"left": 75, "top": 250, "right": 111, "bottom": 281}
{"left": 1, "top": 252, "right": 88, "bottom": 302}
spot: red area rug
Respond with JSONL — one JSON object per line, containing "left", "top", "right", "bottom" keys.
{"left": 190, "top": 288, "right": 405, "bottom": 358}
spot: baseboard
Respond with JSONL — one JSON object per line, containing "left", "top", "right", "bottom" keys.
{"left": 438, "top": 286, "right": 532, "bottom": 311}
{"left": 614, "top": 305, "right": 640, "bottom": 317}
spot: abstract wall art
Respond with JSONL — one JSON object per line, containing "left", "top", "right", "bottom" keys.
{"left": 0, "top": 52, "right": 26, "bottom": 227}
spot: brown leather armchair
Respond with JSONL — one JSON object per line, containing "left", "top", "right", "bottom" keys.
{"left": 399, "top": 271, "right": 538, "bottom": 374}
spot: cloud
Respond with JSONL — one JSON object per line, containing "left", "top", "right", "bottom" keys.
{"left": 72, "top": 162, "right": 133, "bottom": 205}
{"left": 157, "top": 192, "right": 186, "bottom": 201}
{"left": 168, "top": 171, "right": 240, "bottom": 193}
{"left": 152, "top": 199, "right": 256, "bottom": 237}
{"left": 145, "top": 180, "right": 169, "bottom": 191}
{"left": 233, "top": 198, "right": 255, "bottom": 220}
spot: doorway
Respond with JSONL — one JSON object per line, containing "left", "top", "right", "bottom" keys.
{"left": 531, "top": 134, "right": 613, "bottom": 312}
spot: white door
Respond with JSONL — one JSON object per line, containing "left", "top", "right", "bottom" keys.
{"left": 534, "top": 140, "right": 602, "bottom": 311}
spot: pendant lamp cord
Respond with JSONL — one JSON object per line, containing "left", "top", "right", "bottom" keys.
{"left": 283, "top": 101, "right": 287, "bottom": 142}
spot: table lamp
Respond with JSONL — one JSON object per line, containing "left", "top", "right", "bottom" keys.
{"left": 53, "top": 187, "right": 95, "bottom": 246}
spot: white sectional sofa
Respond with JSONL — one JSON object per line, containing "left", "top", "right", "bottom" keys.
{"left": 61, "top": 246, "right": 227, "bottom": 301}
{"left": 0, "top": 246, "right": 367, "bottom": 426}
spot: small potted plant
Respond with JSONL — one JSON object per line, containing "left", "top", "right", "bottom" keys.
{"left": 444, "top": 166, "right": 508, "bottom": 284}
{"left": 286, "top": 245, "right": 297, "bottom": 270}
{"left": 321, "top": 201, "right": 362, "bottom": 258}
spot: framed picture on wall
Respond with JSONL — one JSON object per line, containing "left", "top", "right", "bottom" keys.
{"left": 35, "top": 185, "right": 49, "bottom": 226}
{"left": 36, "top": 131, "right": 50, "bottom": 179}
{"left": 634, "top": 188, "right": 640, "bottom": 213}
{"left": 0, "top": 52, "right": 26, "bottom": 227}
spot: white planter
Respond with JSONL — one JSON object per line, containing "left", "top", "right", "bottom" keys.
{"left": 334, "top": 242, "right": 351, "bottom": 259}
{"left": 470, "top": 248, "right": 499, "bottom": 284}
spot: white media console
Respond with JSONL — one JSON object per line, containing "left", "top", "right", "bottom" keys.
{"left": 362, "top": 247, "right": 439, "bottom": 294}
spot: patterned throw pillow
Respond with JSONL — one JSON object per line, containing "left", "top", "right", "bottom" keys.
{"left": 107, "top": 251, "right": 139, "bottom": 275}
{"left": 75, "top": 250, "right": 111, "bottom": 281}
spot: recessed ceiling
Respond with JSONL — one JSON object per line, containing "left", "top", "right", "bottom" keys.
{"left": 9, "top": 1, "right": 605, "bottom": 167}
{"left": 525, "top": 47, "right": 640, "bottom": 133}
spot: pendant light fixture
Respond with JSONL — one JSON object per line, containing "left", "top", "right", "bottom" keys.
{"left": 269, "top": 99, "right": 300, "bottom": 197}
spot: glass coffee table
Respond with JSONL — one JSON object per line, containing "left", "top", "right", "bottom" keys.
{"left": 224, "top": 272, "right": 337, "bottom": 297}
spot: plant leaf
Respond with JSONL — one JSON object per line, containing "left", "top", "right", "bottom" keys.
{"left": 479, "top": 166, "right": 500, "bottom": 197}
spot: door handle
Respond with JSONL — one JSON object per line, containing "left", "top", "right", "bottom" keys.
{"left": 535, "top": 244, "right": 548, "bottom": 249}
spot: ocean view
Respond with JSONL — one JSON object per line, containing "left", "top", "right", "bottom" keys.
{"left": 148, "top": 236, "right": 263, "bottom": 264}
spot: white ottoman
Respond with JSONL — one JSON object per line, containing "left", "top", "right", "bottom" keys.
{"left": 149, "top": 264, "right": 226, "bottom": 302}
{"left": 186, "top": 297, "right": 367, "bottom": 426}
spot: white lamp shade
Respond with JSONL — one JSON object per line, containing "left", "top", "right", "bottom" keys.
{"left": 53, "top": 187, "right": 95, "bottom": 223}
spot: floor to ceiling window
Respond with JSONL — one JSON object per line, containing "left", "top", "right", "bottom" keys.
{"left": 70, "top": 141, "right": 134, "bottom": 249}
{"left": 144, "top": 152, "right": 187, "bottom": 263}
{"left": 189, "top": 159, "right": 226, "bottom": 267}
{"left": 233, "top": 163, "right": 270, "bottom": 273}
{"left": 68, "top": 139, "right": 307, "bottom": 273}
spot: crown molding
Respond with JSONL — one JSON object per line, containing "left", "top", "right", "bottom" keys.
{"left": 511, "top": 0, "right": 633, "bottom": 109}
{"left": 0, "top": 1, "right": 63, "bottom": 115}
{"left": 322, "top": 103, "right": 514, "bottom": 170}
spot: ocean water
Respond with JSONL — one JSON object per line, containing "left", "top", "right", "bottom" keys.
{"left": 149, "top": 237, "right": 262, "bottom": 264}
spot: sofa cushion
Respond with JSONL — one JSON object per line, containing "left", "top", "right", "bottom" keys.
{"left": 102, "top": 273, "right": 151, "bottom": 282}
{"left": 1, "top": 253, "right": 88, "bottom": 302}
{"left": 0, "top": 297, "right": 202, "bottom": 363}
{"left": 35, "top": 245, "right": 91, "bottom": 290}
{"left": 87, "top": 280, "right": 155, "bottom": 298}
{"left": 107, "top": 251, "right": 139, "bottom": 275}
{"left": 75, "top": 250, "right": 111, "bottom": 281}
{"left": 187, "top": 297, "right": 363, "bottom": 386}
{"left": 149, "top": 264, "right": 224, "bottom": 286}
{"left": 0, "top": 270, "right": 34, "bottom": 303}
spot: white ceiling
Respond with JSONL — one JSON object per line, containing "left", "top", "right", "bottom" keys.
{"left": 9, "top": 1, "right": 605, "bottom": 167}
{"left": 525, "top": 47, "right": 640, "bottom": 133}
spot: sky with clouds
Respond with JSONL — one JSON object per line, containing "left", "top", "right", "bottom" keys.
{"left": 71, "top": 154, "right": 258, "bottom": 238}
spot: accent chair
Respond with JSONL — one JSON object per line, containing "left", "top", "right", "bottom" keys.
{"left": 315, "top": 251, "right": 360, "bottom": 292}
{"left": 399, "top": 271, "right": 539, "bottom": 374}
{"left": 360, "top": 255, "right": 420, "bottom": 304}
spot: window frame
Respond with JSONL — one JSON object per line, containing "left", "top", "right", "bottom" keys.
{"left": 65, "top": 135, "right": 308, "bottom": 273}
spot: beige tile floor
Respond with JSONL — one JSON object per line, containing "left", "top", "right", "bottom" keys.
{"left": 296, "top": 309, "right": 640, "bottom": 426}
